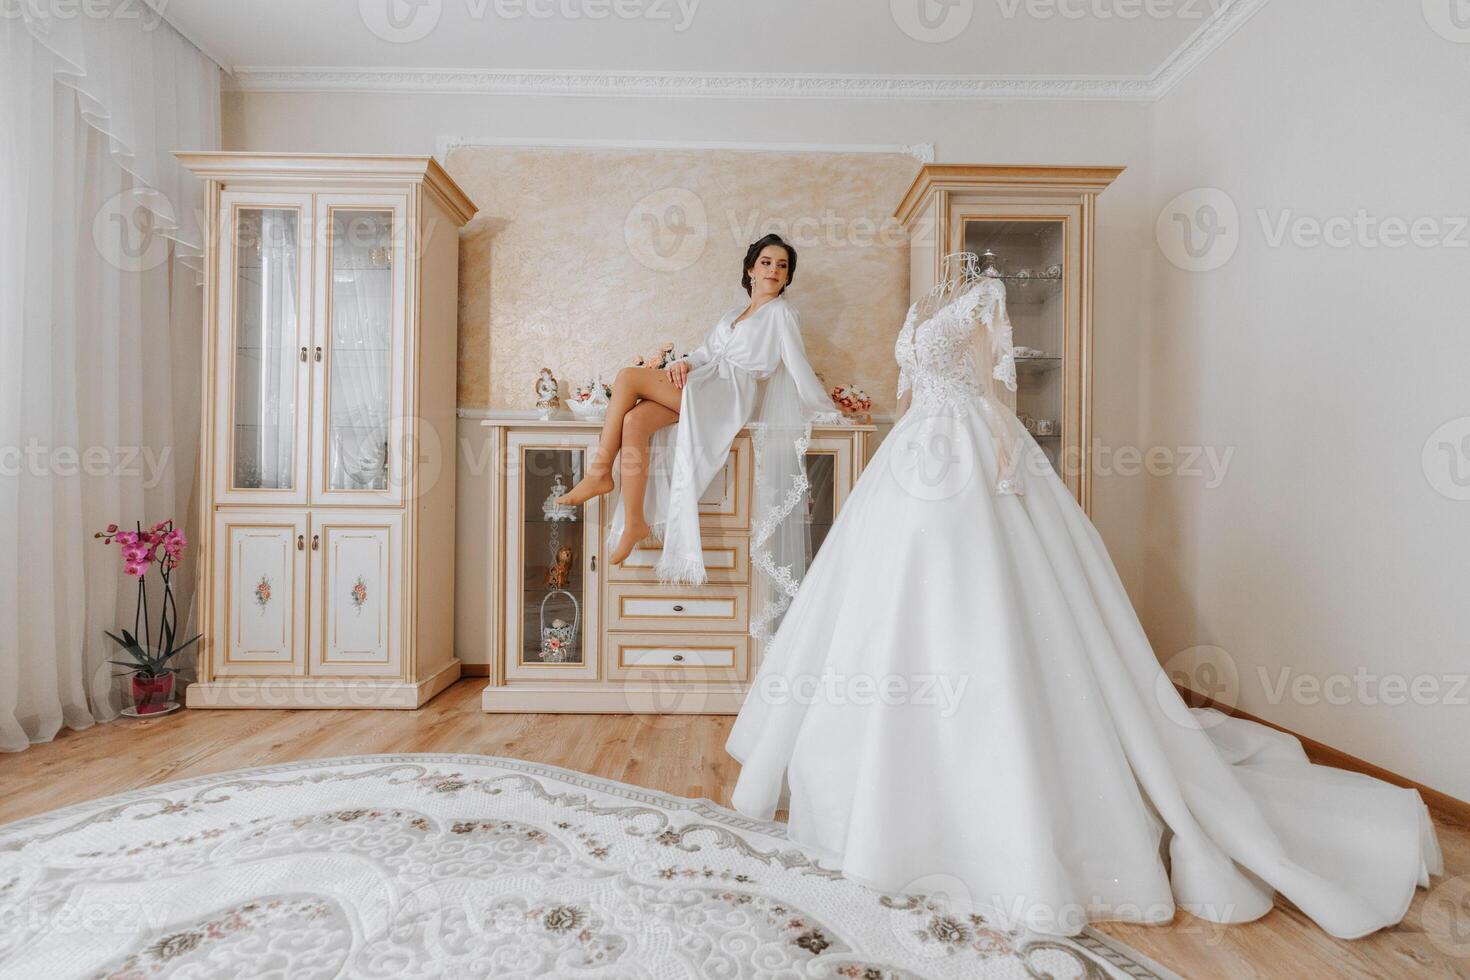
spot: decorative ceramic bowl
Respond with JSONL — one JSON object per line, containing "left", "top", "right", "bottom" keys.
{"left": 567, "top": 398, "right": 606, "bottom": 421}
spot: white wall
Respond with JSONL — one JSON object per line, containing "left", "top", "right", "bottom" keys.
{"left": 1144, "top": 0, "right": 1470, "bottom": 799}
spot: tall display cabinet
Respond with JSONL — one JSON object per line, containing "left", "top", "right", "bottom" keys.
{"left": 178, "top": 153, "right": 477, "bottom": 708}
{"left": 894, "top": 165, "right": 1122, "bottom": 514}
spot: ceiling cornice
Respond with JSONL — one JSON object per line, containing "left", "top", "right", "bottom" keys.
{"left": 1147, "top": 0, "right": 1272, "bottom": 99}
{"left": 230, "top": 67, "right": 1161, "bottom": 102}
{"left": 226, "top": 0, "right": 1271, "bottom": 104}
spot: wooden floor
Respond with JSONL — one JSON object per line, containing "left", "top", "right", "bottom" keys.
{"left": 2, "top": 678, "right": 1466, "bottom": 979}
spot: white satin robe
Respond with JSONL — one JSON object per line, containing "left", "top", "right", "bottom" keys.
{"left": 607, "top": 296, "right": 835, "bottom": 587}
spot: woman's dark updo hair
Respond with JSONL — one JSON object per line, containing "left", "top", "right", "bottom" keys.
{"left": 741, "top": 234, "right": 797, "bottom": 296}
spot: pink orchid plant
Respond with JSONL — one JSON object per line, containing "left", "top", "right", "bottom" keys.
{"left": 95, "top": 519, "right": 199, "bottom": 683}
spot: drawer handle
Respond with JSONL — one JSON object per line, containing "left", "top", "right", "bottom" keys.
{"left": 671, "top": 604, "right": 684, "bottom": 612}
{"left": 671, "top": 654, "right": 685, "bottom": 662}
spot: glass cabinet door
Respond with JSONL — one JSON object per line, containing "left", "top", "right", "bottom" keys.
{"left": 962, "top": 218, "right": 1074, "bottom": 483}
{"left": 312, "top": 197, "right": 407, "bottom": 505}
{"left": 504, "top": 434, "right": 601, "bottom": 680}
{"left": 803, "top": 451, "right": 838, "bottom": 557}
{"left": 216, "top": 193, "right": 314, "bottom": 506}
{"left": 803, "top": 435, "right": 856, "bottom": 559}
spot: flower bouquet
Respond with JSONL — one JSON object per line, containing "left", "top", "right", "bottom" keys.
{"left": 829, "top": 384, "right": 872, "bottom": 424}
{"left": 96, "top": 519, "right": 199, "bottom": 715}
{"left": 633, "top": 342, "right": 683, "bottom": 371}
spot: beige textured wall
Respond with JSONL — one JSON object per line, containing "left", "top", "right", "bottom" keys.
{"left": 445, "top": 145, "right": 921, "bottom": 412}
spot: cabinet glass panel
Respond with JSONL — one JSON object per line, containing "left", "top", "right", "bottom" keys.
{"left": 231, "top": 207, "right": 301, "bottom": 490}
{"left": 963, "top": 219, "right": 1066, "bottom": 475}
{"left": 521, "top": 448, "right": 587, "bottom": 666}
{"left": 324, "top": 209, "right": 395, "bottom": 491}
{"left": 804, "top": 452, "right": 837, "bottom": 557}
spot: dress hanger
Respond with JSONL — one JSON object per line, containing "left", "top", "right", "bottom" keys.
{"left": 914, "top": 251, "right": 987, "bottom": 324}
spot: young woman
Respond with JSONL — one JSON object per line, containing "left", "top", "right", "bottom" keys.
{"left": 557, "top": 235, "right": 840, "bottom": 627}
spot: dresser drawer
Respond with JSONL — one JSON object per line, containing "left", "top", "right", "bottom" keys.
{"left": 607, "top": 583, "right": 748, "bottom": 632}
{"left": 697, "top": 435, "right": 750, "bottom": 531}
{"left": 606, "top": 631, "right": 750, "bottom": 680}
{"left": 608, "top": 534, "right": 749, "bottom": 584}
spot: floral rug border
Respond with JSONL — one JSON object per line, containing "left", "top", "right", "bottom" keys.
{"left": 1, "top": 752, "right": 1184, "bottom": 980}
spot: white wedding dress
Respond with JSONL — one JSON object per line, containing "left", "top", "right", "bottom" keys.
{"left": 726, "top": 274, "right": 1443, "bottom": 938}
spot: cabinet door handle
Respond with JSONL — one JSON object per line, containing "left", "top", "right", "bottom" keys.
{"left": 671, "top": 654, "right": 685, "bottom": 662}
{"left": 313, "top": 346, "right": 323, "bottom": 362}
{"left": 671, "top": 604, "right": 684, "bottom": 612}
{"left": 590, "top": 555, "right": 597, "bottom": 572}
{"left": 299, "top": 346, "right": 308, "bottom": 362}
{"left": 311, "top": 534, "right": 320, "bottom": 551}
{"left": 297, "top": 534, "right": 304, "bottom": 551}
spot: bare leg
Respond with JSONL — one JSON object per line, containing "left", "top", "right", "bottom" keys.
{"left": 557, "top": 366, "right": 683, "bottom": 505}
{"left": 610, "top": 400, "right": 679, "bottom": 565}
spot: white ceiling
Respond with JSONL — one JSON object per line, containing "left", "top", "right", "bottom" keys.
{"left": 158, "top": 0, "right": 1268, "bottom": 101}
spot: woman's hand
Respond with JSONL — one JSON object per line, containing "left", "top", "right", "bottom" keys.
{"left": 666, "top": 360, "right": 691, "bottom": 389}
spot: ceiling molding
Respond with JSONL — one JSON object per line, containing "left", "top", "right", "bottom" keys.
{"left": 229, "top": 67, "right": 1162, "bottom": 102}
{"left": 226, "top": 0, "right": 1271, "bottom": 104}
{"left": 435, "top": 135, "right": 934, "bottom": 163}
{"left": 1147, "top": 0, "right": 1273, "bottom": 99}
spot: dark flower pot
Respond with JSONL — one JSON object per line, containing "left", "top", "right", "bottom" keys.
{"left": 131, "top": 674, "right": 175, "bottom": 714}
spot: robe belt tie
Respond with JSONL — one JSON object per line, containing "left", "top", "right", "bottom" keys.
{"left": 709, "top": 355, "right": 738, "bottom": 381}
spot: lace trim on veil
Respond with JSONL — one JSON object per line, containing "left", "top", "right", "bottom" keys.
{"left": 747, "top": 410, "right": 843, "bottom": 643}
{"left": 746, "top": 420, "right": 812, "bottom": 643}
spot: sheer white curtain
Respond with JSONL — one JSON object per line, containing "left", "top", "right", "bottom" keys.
{"left": 0, "top": 4, "right": 220, "bottom": 751}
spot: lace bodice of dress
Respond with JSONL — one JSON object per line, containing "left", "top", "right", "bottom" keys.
{"left": 894, "top": 275, "right": 1010, "bottom": 414}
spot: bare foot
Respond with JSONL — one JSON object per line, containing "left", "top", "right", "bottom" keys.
{"left": 556, "top": 472, "right": 614, "bottom": 506}
{"left": 609, "top": 521, "right": 652, "bottom": 565}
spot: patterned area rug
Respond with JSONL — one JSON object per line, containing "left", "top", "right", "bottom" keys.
{"left": 0, "top": 754, "right": 1181, "bottom": 979}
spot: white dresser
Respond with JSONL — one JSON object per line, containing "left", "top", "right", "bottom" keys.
{"left": 478, "top": 416, "right": 874, "bottom": 713}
